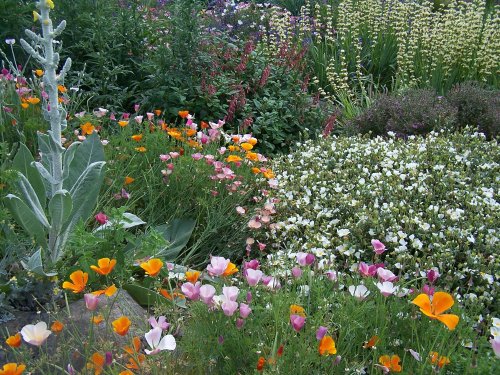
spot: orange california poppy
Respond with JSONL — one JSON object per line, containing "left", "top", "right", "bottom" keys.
{"left": 248, "top": 137, "right": 258, "bottom": 146}
{"left": 140, "top": 258, "right": 163, "bottom": 277}
{"left": 379, "top": 355, "right": 402, "bottom": 372}
{"left": 178, "top": 110, "right": 189, "bottom": 118}
{"left": 131, "top": 134, "right": 143, "bottom": 142}
{"left": 289, "top": 305, "right": 306, "bottom": 317}
{"left": 226, "top": 155, "right": 242, "bottom": 163}
{"left": 20, "top": 103, "right": 29, "bottom": 109}
{"left": 159, "top": 288, "right": 173, "bottom": 300}
{"left": 430, "top": 352, "right": 450, "bottom": 368}
{"left": 185, "top": 128, "right": 196, "bottom": 137}
{"left": 112, "top": 316, "right": 131, "bottom": 336}
{"left": 51, "top": 320, "right": 64, "bottom": 334}
{"left": 256, "top": 357, "right": 266, "bottom": 372}
{"left": 0, "top": 363, "right": 26, "bottom": 375}
{"left": 119, "top": 371, "right": 134, "bottom": 375}
{"left": 92, "top": 284, "right": 118, "bottom": 297}
{"left": 363, "top": 335, "right": 380, "bottom": 349}
{"left": 263, "top": 169, "right": 275, "bottom": 179}
{"left": 35, "top": 69, "right": 44, "bottom": 77}
{"left": 5, "top": 333, "right": 22, "bottom": 348}
{"left": 241, "top": 142, "right": 253, "bottom": 151}
{"left": 251, "top": 167, "right": 261, "bottom": 174}
{"left": 246, "top": 152, "right": 259, "bottom": 162}
{"left": 124, "top": 176, "right": 135, "bottom": 185}
{"left": 228, "top": 145, "right": 240, "bottom": 152}
{"left": 124, "top": 336, "right": 145, "bottom": 370}
{"left": 118, "top": 120, "right": 129, "bottom": 127}
{"left": 57, "top": 85, "right": 67, "bottom": 93}
{"left": 185, "top": 271, "right": 201, "bottom": 283}
{"left": 135, "top": 146, "right": 147, "bottom": 153}
{"left": 62, "top": 270, "right": 88, "bottom": 293}
{"left": 411, "top": 292, "right": 459, "bottom": 330}
{"left": 318, "top": 335, "right": 337, "bottom": 356}
{"left": 154, "top": 109, "right": 162, "bottom": 116}
{"left": 200, "top": 121, "right": 209, "bottom": 129}
{"left": 92, "top": 315, "right": 104, "bottom": 325}
{"left": 86, "top": 352, "right": 105, "bottom": 375}
{"left": 81, "top": 122, "right": 95, "bottom": 135}
{"left": 222, "top": 262, "right": 238, "bottom": 277}
{"left": 26, "top": 97, "right": 40, "bottom": 105}
{"left": 90, "top": 258, "right": 116, "bottom": 276}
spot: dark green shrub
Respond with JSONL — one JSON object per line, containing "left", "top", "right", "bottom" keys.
{"left": 349, "top": 88, "right": 457, "bottom": 137}
{"left": 447, "top": 81, "right": 499, "bottom": 139}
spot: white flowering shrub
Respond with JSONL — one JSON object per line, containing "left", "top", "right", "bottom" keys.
{"left": 268, "top": 130, "right": 499, "bottom": 309}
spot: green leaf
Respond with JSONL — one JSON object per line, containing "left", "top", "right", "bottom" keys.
{"left": 48, "top": 189, "right": 72, "bottom": 232}
{"left": 62, "top": 141, "right": 81, "bottom": 181}
{"left": 123, "top": 283, "right": 186, "bottom": 308}
{"left": 20, "top": 248, "right": 57, "bottom": 277}
{"left": 52, "top": 161, "right": 105, "bottom": 262}
{"left": 155, "top": 218, "right": 196, "bottom": 261}
{"left": 93, "top": 212, "right": 145, "bottom": 232}
{"left": 13, "top": 172, "right": 50, "bottom": 228}
{"left": 64, "top": 132, "right": 105, "bottom": 191}
{"left": 3, "top": 194, "right": 47, "bottom": 248}
{"left": 11, "top": 143, "right": 46, "bottom": 205}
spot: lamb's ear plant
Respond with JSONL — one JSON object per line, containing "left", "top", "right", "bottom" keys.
{"left": 3, "top": 0, "right": 105, "bottom": 274}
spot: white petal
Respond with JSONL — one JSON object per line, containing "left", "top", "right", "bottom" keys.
{"left": 157, "top": 334, "right": 176, "bottom": 351}
{"left": 145, "top": 327, "right": 162, "bottom": 349}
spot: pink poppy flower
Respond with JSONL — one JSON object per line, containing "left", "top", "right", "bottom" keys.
{"left": 134, "top": 115, "right": 143, "bottom": 124}
{"left": 144, "top": 327, "right": 176, "bottom": 355}
{"left": 84, "top": 293, "right": 100, "bottom": 311}
{"left": 222, "top": 300, "right": 238, "bottom": 316}
{"left": 95, "top": 212, "right": 108, "bottom": 225}
{"left": 376, "top": 281, "right": 399, "bottom": 297}
{"left": 359, "top": 262, "right": 378, "bottom": 277}
{"left": 236, "top": 318, "right": 245, "bottom": 329}
{"left": 207, "top": 256, "right": 230, "bottom": 276}
{"left": 296, "top": 252, "right": 315, "bottom": 266}
{"left": 199, "top": 284, "right": 216, "bottom": 305}
{"left": 325, "top": 270, "right": 338, "bottom": 281}
{"left": 377, "top": 268, "right": 398, "bottom": 282}
{"left": 371, "top": 239, "right": 386, "bottom": 255}
{"left": 290, "top": 314, "right": 306, "bottom": 332}
{"left": 245, "top": 269, "right": 263, "bottom": 286}
{"left": 291, "top": 267, "right": 302, "bottom": 278}
{"left": 148, "top": 316, "right": 170, "bottom": 330}
{"left": 159, "top": 154, "right": 171, "bottom": 162}
{"left": 146, "top": 112, "right": 154, "bottom": 120}
{"left": 422, "top": 284, "right": 435, "bottom": 296}
{"left": 239, "top": 303, "right": 252, "bottom": 318}
{"left": 248, "top": 218, "right": 262, "bottom": 229}
{"left": 191, "top": 153, "right": 203, "bottom": 161}
{"left": 181, "top": 282, "right": 201, "bottom": 301}
{"left": 427, "top": 268, "right": 440, "bottom": 283}
{"left": 222, "top": 286, "right": 239, "bottom": 302}
{"left": 316, "top": 326, "right": 328, "bottom": 340}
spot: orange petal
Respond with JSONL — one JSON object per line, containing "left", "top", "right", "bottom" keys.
{"left": 436, "top": 314, "right": 459, "bottom": 330}
{"left": 379, "top": 355, "right": 391, "bottom": 367}
{"left": 412, "top": 293, "right": 432, "bottom": 314}
{"left": 431, "top": 292, "right": 454, "bottom": 315}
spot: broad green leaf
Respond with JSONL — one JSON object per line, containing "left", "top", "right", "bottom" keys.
{"left": 155, "top": 218, "right": 196, "bottom": 261}
{"left": 13, "top": 172, "right": 50, "bottom": 228}
{"left": 33, "top": 161, "right": 58, "bottom": 185}
{"left": 11, "top": 143, "right": 46, "bottom": 204}
{"left": 62, "top": 141, "right": 81, "bottom": 181}
{"left": 37, "top": 132, "right": 54, "bottom": 196}
{"left": 64, "top": 132, "right": 104, "bottom": 191}
{"left": 93, "top": 212, "right": 145, "bottom": 232}
{"left": 48, "top": 189, "right": 72, "bottom": 232}
{"left": 3, "top": 194, "right": 47, "bottom": 248}
{"left": 53, "top": 161, "right": 105, "bottom": 262}
{"left": 20, "top": 248, "right": 57, "bottom": 277}
{"left": 123, "top": 283, "right": 186, "bottom": 308}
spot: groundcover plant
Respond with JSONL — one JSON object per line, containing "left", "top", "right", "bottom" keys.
{"left": 0, "top": 0, "right": 499, "bottom": 374}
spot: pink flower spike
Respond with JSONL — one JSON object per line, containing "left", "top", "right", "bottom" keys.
{"left": 84, "top": 293, "right": 100, "bottom": 311}
{"left": 239, "top": 303, "right": 252, "bottom": 318}
{"left": 95, "top": 212, "right": 108, "bottom": 225}
{"left": 290, "top": 314, "right": 306, "bottom": 332}
{"left": 207, "top": 256, "right": 230, "bottom": 276}
{"left": 316, "top": 326, "right": 328, "bottom": 340}
{"left": 181, "top": 282, "right": 201, "bottom": 301}
{"left": 245, "top": 269, "right": 263, "bottom": 286}
{"left": 371, "top": 239, "right": 386, "bottom": 255}
{"left": 199, "top": 284, "right": 216, "bottom": 305}
{"left": 291, "top": 267, "right": 302, "bottom": 279}
{"left": 148, "top": 316, "right": 170, "bottom": 330}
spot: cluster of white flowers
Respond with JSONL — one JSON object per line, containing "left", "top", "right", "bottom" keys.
{"left": 269, "top": 130, "right": 499, "bottom": 303}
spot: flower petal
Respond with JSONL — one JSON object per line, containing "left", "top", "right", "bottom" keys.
{"left": 157, "top": 334, "right": 176, "bottom": 351}
{"left": 411, "top": 293, "right": 431, "bottom": 314}
{"left": 145, "top": 327, "right": 162, "bottom": 348}
{"left": 431, "top": 292, "right": 454, "bottom": 315}
{"left": 436, "top": 314, "right": 460, "bottom": 330}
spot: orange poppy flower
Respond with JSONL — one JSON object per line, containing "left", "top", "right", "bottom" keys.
{"left": 290, "top": 305, "right": 306, "bottom": 317}
{"left": 81, "top": 122, "right": 95, "bottom": 135}
{"left": 222, "top": 262, "right": 238, "bottom": 277}
{"left": 5, "top": 333, "right": 22, "bottom": 348}
{"left": 200, "top": 121, "right": 209, "bottom": 129}
{"left": 112, "top": 316, "right": 131, "bottom": 336}
{"left": 131, "top": 134, "right": 143, "bottom": 142}
{"left": 248, "top": 137, "right": 258, "bottom": 146}
{"left": 363, "top": 335, "right": 380, "bottom": 349}
{"left": 26, "top": 97, "right": 40, "bottom": 105}
{"left": 119, "top": 371, "right": 134, "bottom": 375}
{"left": 90, "top": 258, "right": 116, "bottom": 276}
{"left": 185, "top": 271, "right": 201, "bottom": 283}
{"left": 232, "top": 136, "right": 240, "bottom": 143}
{"left": 57, "top": 85, "right": 67, "bottom": 93}
{"left": 241, "top": 142, "right": 253, "bottom": 151}
{"left": 379, "top": 355, "right": 402, "bottom": 372}
{"left": 159, "top": 288, "right": 173, "bottom": 300}
{"left": 251, "top": 167, "right": 261, "bottom": 174}
{"left": 411, "top": 292, "right": 459, "bottom": 330}
{"left": 318, "top": 335, "right": 337, "bottom": 356}
{"left": 187, "top": 139, "right": 201, "bottom": 148}
{"left": 118, "top": 120, "right": 129, "bottom": 127}
{"left": 246, "top": 152, "right": 259, "bottom": 162}
{"left": 256, "top": 356, "right": 266, "bottom": 372}
{"left": 62, "top": 270, "right": 88, "bottom": 293}
{"left": 140, "top": 258, "right": 163, "bottom": 277}
{"left": 35, "top": 69, "right": 44, "bottom": 77}
{"left": 124, "top": 176, "right": 135, "bottom": 185}
{"left": 86, "top": 352, "right": 105, "bottom": 375}
{"left": 51, "top": 320, "right": 64, "bottom": 334}
{"left": 124, "top": 336, "right": 145, "bottom": 370}
{"left": 228, "top": 145, "right": 240, "bottom": 152}
{"left": 92, "top": 315, "right": 104, "bottom": 325}
{"left": 20, "top": 103, "right": 29, "bottom": 109}
{"left": 0, "top": 363, "right": 26, "bottom": 375}
{"left": 430, "top": 352, "right": 450, "bottom": 368}
{"left": 92, "top": 284, "right": 118, "bottom": 297}
{"left": 178, "top": 110, "right": 189, "bottom": 118}
{"left": 154, "top": 109, "right": 162, "bottom": 116}
{"left": 185, "top": 128, "right": 196, "bottom": 137}
{"left": 135, "top": 146, "right": 146, "bottom": 153}
{"left": 263, "top": 169, "right": 275, "bottom": 179}
{"left": 226, "top": 155, "right": 242, "bottom": 163}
